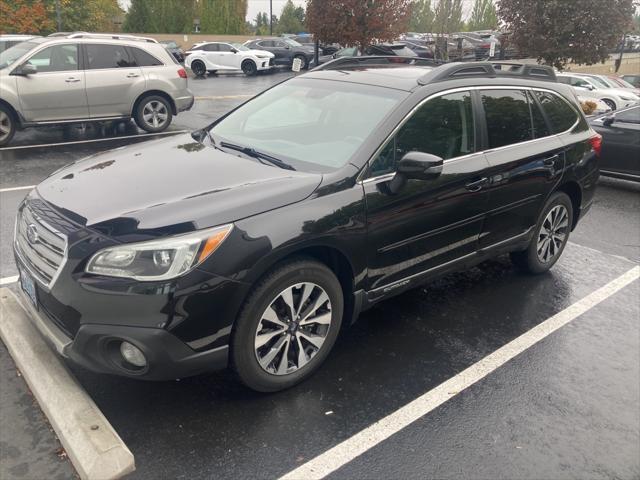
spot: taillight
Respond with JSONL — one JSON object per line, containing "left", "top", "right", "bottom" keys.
{"left": 589, "top": 133, "right": 602, "bottom": 157}
{"left": 178, "top": 68, "right": 187, "bottom": 79}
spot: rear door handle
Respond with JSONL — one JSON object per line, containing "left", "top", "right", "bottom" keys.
{"left": 126, "top": 73, "right": 140, "bottom": 78}
{"left": 65, "top": 77, "right": 80, "bottom": 83}
{"left": 465, "top": 177, "right": 489, "bottom": 192}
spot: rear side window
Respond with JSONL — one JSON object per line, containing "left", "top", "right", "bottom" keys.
{"left": 527, "top": 91, "right": 551, "bottom": 138}
{"left": 534, "top": 91, "right": 579, "bottom": 133}
{"left": 204, "top": 43, "right": 219, "bottom": 52}
{"left": 86, "top": 44, "right": 135, "bottom": 69}
{"left": 218, "top": 44, "right": 232, "bottom": 52}
{"left": 130, "top": 47, "right": 163, "bottom": 66}
{"left": 481, "top": 89, "right": 532, "bottom": 148}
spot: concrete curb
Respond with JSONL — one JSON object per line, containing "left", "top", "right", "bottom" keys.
{"left": 0, "top": 287, "right": 135, "bottom": 480}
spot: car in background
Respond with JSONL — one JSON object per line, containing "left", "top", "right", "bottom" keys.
{"left": 556, "top": 73, "right": 639, "bottom": 111}
{"left": 399, "top": 40, "right": 434, "bottom": 58}
{"left": 285, "top": 34, "right": 339, "bottom": 56}
{"left": 0, "top": 33, "right": 193, "bottom": 146}
{"left": 621, "top": 74, "right": 640, "bottom": 88}
{"left": 326, "top": 43, "right": 418, "bottom": 62}
{"left": 159, "top": 40, "right": 185, "bottom": 63}
{"left": 244, "top": 37, "right": 315, "bottom": 69}
{"left": 589, "top": 105, "right": 640, "bottom": 182}
{"left": 575, "top": 72, "right": 640, "bottom": 96}
{"left": 0, "top": 35, "right": 39, "bottom": 53}
{"left": 185, "top": 41, "right": 274, "bottom": 76}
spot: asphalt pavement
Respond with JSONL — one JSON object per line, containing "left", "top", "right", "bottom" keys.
{"left": 0, "top": 69, "right": 639, "bottom": 480}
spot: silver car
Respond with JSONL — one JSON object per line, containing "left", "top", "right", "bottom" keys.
{"left": 0, "top": 33, "right": 194, "bottom": 146}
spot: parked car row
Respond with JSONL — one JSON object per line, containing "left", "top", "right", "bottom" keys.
{"left": 556, "top": 72, "right": 640, "bottom": 111}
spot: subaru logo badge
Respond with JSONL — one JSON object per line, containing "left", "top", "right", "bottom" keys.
{"left": 26, "top": 224, "right": 39, "bottom": 244}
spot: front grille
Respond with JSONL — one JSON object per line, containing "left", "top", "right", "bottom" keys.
{"left": 15, "top": 204, "right": 67, "bottom": 288}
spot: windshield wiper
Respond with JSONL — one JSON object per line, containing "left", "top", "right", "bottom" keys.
{"left": 219, "top": 141, "right": 296, "bottom": 171}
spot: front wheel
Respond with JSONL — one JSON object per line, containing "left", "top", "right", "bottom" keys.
{"left": 602, "top": 98, "right": 617, "bottom": 111}
{"left": 134, "top": 95, "right": 173, "bottom": 133}
{"left": 242, "top": 60, "right": 257, "bottom": 76}
{"left": 231, "top": 259, "right": 344, "bottom": 392}
{"left": 0, "top": 105, "right": 16, "bottom": 147}
{"left": 511, "top": 192, "right": 573, "bottom": 274}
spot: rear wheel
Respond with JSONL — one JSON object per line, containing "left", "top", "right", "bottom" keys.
{"left": 511, "top": 192, "right": 573, "bottom": 274}
{"left": 191, "top": 60, "right": 206, "bottom": 77}
{"left": 293, "top": 54, "right": 308, "bottom": 69}
{"left": 242, "top": 60, "right": 257, "bottom": 76}
{"left": 231, "top": 259, "right": 344, "bottom": 392}
{"left": 134, "top": 95, "right": 173, "bottom": 133}
{"left": 0, "top": 105, "right": 16, "bottom": 147}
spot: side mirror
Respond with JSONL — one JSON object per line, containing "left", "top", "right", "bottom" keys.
{"left": 387, "top": 152, "right": 443, "bottom": 194}
{"left": 230, "top": 48, "right": 238, "bottom": 53}
{"left": 285, "top": 45, "right": 291, "bottom": 50}
{"left": 15, "top": 63, "right": 37, "bottom": 76}
{"left": 602, "top": 115, "right": 615, "bottom": 126}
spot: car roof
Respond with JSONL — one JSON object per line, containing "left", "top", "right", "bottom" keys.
{"left": 305, "top": 66, "right": 436, "bottom": 91}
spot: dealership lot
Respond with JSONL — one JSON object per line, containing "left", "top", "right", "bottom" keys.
{"left": 1, "top": 71, "right": 639, "bottom": 479}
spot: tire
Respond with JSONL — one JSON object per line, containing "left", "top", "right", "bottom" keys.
{"left": 0, "top": 105, "right": 16, "bottom": 147}
{"left": 241, "top": 60, "right": 257, "bottom": 76}
{"left": 134, "top": 95, "right": 173, "bottom": 133}
{"left": 231, "top": 259, "right": 344, "bottom": 392}
{"left": 511, "top": 192, "right": 573, "bottom": 274}
{"left": 191, "top": 60, "right": 206, "bottom": 77}
{"left": 602, "top": 98, "right": 617, "bottom": 111}
{"left": 294, "top": 54, "right": 308, "bottom": 69}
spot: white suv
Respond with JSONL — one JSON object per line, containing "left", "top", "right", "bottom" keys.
{"left": 185, "top": 42, "right": 274, "bottom": 77}
{"left": 0, "top": 33, "right": 194, "bottom": 146}
{"left": 556, "top": 72, "right": 639, "bottom": 111}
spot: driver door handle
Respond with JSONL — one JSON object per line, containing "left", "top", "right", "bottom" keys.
{"left": 465, "top": 177, "right": 489, "bottom": 192}
{"left": 65, "top": 77, "right": 80, "bottom": 83}
{"left": 126, "top": 73, "right": 140, "bottom": 78}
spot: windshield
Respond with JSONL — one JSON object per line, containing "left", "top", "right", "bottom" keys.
{"left": 162, "top": 41, "right": 178, "bottom": 48}
{"left": 0, "top": 40, "right": 38, "bottom": 69}
{"left": 209, "top": 78, "right": 406, "bottom": 172}
{"left": 231, "top": 43, "right": 250, "bottom": 51}
{"left": 283, "top": 38, "right": 302, "bottom": 47}
{"left": 586, "top": 76, "right": 610, "bottom": 88}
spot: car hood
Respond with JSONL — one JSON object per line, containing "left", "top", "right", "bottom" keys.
{"left": 36, "top": 133, "right": 322, "bottom": 239}
{"left": 596, "top": 87, "right": 639, "bottom": 99}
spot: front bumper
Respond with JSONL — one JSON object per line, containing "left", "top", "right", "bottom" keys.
{"left": 256, "top": 58, "right": 275, "bottom": 71}
{"left": 16, "top": 286, "right": 228, "bottom": 381}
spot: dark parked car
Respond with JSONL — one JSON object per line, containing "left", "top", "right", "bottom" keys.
{"left": 287, "top": 35, "right": 339, "bottom": 56}
{"left": 590, "top": 105, "right": 640, "bottom": 181}
{"left": 15, "top": 59, "right": 600, "bottom": 392}
{"left": 398, "top": 40, "right": 435, "bottom": 58}
{"left": 244, "top": 37, "right": 315, "bottom": 69}
{"left": 621, "top": 74, "right": 640, "bottom": 88}
{"left": 322, "top": 43, "right": 418, "bottom": 64}
{"left": 159, "top": 40, "right": 185, "bottom": 63}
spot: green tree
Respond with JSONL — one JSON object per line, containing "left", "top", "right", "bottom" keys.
{"left": 433, "top": 0, "right": 463, "bottom": 34}
{"left": 123, "top": 0, "right": 195, "bottom": 33}
{"left": 255, "top": 12, "right": 271, "bottom": 35}
{"left": 276, "top": 0, "right": 305, "bottom": 34}
{"left": 123, "top": 0, "right": 152, "bottom": 32}
{"left": 409, "top": 0, "right": 434, "bottom": 33}
{"left": 198, "top": 0, "right": 247, "bottom": 34}
{"left": 0, "top": 0, "right": 54, "bottom": 34}
{"left": 467, "top": 0, "right": 497, "bottom": 31}
{"left": 307, "top": 0, "right": 412, "bottom": 49}
{"left": 497, "top": 0, "right": 635, "bottom": 69}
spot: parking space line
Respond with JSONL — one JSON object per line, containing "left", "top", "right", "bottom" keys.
{"left": 194, "top": 94, "right": 253, "bottom": 100}
{"left": 0, "top": 276, "right": 18, "bottom": 286}
{"left": 280, "top": 265, "right": 640, "bottom": 480}
{"left": 0, "top": 130, "right": 189, "bottom": 151}
{"left": 0, "top": 186, "right": 35, "bottom": 193}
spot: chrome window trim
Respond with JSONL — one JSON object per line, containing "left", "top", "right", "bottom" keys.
{"left": 358, "top": 85, "right": 581, "bottom": 184}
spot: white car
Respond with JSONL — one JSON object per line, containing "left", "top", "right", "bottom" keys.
{"left": 185, "top": 42, "right": 274, "bottom": 77}
{"left": 556, "top": 72, "right": 639, "bottom": 111}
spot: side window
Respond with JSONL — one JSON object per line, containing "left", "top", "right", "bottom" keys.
{"left": 534, "top": 91, "right": 579, "bottom": 133}
{"left": 527, "top": 91, "right": 551, "bottom": 138}
{"left": 218, "top": 44, "right": 232, "bottom": 52}
{"left": 86, "top": 44, "right": 135, "bottom": 69}
{"left": 615, "top": 106, "right": 640, "bottom": 124}
{"left": 204, "top": 43, "right": 219, "bottom": 52}
{"left": 369, "top": 91, "right": 475, "bottom": 177}
{"left": 481, "top": 89, "right": 532, "bottom": 148}
{"left": 130, "top": 47, "right": 163, "bottom": 67}
{"left": 27, "top": 44, "right": 78, "bottom": 72}
{"left": 259, "top": 41, "right": 273, "bottom": 48}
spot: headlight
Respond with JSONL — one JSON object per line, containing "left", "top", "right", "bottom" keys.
{"left": 256, "top": 54, "right": 270, "bottom": 58}
{"left": 86, "top": 224, "right": 233, "bottom": 281}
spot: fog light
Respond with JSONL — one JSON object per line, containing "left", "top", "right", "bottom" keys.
{"left": 120, "top": 341, "right": 147, "bottom": 368}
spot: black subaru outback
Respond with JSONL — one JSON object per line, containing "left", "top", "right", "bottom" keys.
{"left": 15, "top": 58, "right": 600, "bottom": 392}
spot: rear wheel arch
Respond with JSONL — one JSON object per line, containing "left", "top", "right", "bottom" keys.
{"left": 132, "top": 90, "right": 177, "bottom": 117}
{"left": 556, "top": 181, "right": 582, "bottom": 230}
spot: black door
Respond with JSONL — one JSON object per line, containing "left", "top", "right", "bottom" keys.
{"left": 272, "top": 40, "right": 293, "bottom": 65}
{"left": 597, "top": 106, "right": 640, "bottom": 179}
{"left": 363, "top": 90, "right": 490, "bottom": 296}
{"left": 478, "top": 89, "right": 565, "bottom": 248}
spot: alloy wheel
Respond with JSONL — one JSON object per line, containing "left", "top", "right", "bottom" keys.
{"left": 142, "top": 101, "right": 168, "bottom": 129}
{"left": 254, "top": 282, "right": 332, "bottom": 375}
{"left": 536, "top": 205, "right": 569, "bottom": 263}
{"left": 0, "top": 111, "right": 12, "bottom": 143}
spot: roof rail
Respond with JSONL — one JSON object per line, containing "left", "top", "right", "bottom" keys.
{"left": 64, "top": 32, "right": 159, "bottom": 43}
{"left": 417, "top": 61, "right": 556, "bottom": 85}
{"left": 314, "top": 55, "right": 445, "bottom": 71}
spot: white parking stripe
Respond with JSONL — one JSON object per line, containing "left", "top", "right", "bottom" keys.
{"left": 194, "top": 94, "right": 253, "bottom": 100}
{"left": 0, "top": 186, "right": 35, "bottom": 193}
{"left": 0, "top": 276, "right": 18, "bottom": 286}
{"left": 0, "top": 129, "right": 189, "bottom": 151}
{"left": 280, "top": 265, "right": 640, "bottom": 480}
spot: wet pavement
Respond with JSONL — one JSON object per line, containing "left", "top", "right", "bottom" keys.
{"left": 0, "top": 71, "right": 639, "bottom": 480}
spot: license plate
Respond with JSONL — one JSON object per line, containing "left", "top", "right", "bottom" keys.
{"left": 19, "top": 269, "right": 38, "bottom": 309}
